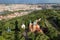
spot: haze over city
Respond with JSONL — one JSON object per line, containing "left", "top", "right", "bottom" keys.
{"left": 0, "top": 0, "right": 60, "bottom": 4}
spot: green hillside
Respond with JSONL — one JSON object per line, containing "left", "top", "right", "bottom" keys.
{"left": 0, "top": 9, "right": 60, "bottom": 40}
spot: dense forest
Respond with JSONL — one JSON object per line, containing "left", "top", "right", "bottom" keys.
{"left": 0, "top": 9, "right": 60, "bottom": 40}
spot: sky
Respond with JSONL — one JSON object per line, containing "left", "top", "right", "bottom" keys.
{"left": 0, "top": 0, "right": 60, "bottom": 4}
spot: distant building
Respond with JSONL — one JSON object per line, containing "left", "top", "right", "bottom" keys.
{"left": 0, "top": 4, "right": 42, "bottom": 12}
{"left": 52, "top": 5, "right": 60, "bottom": 9}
